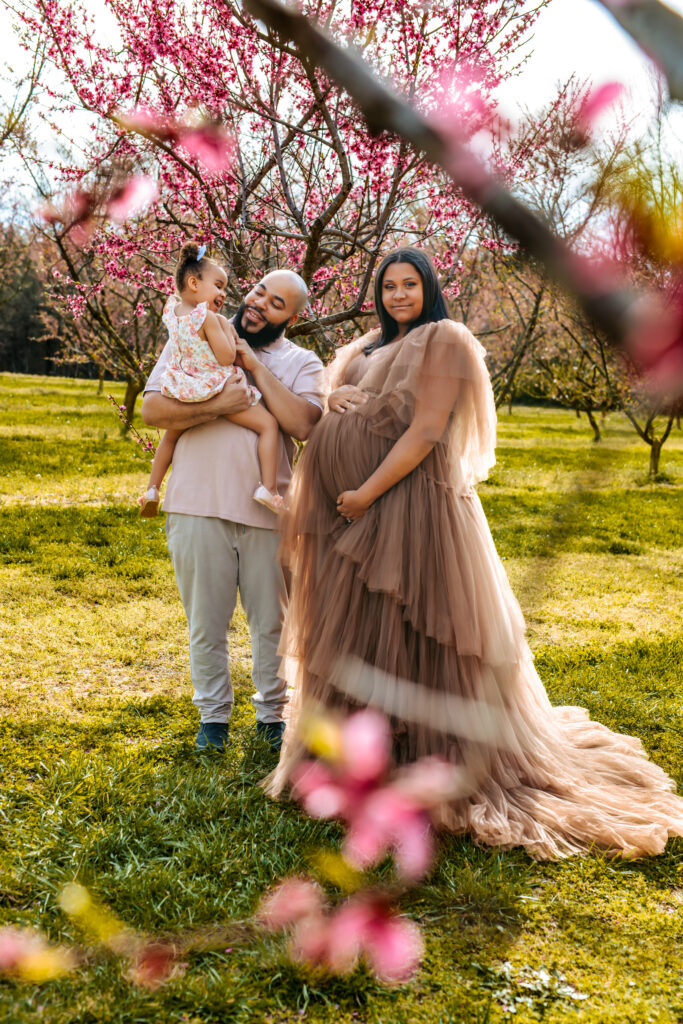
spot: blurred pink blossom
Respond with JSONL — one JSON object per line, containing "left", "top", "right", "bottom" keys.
{"left": 118, "top": 107, "right": 235, "bottom": 173}
{"left": 291, "top": 897, "right": 423, "bottom": 984}
{"left": 178, "top": 125, "right": 235, "bottom": 173}
{"left": 0, "top": 927, "right": 73, "bottom": 981}
{"left": 626, "top": 285, "right": 683, "bottom": 393}
{"left": 258, "top": 878, "right": 325, "bottom": 930}
{"left": 427, "top": 63, "right": 492, "bottom": 146}
{"left": 340, "top": 707, "right": 390, "bottom": 782}
{"left": 576, "top": 81, "right": 624, "bottom": 139}
{"left": 37, "top": 174, "right": 157, "bottom": 241}
{"left": 0, "top": 928, "right": 32, "bottom": 971}
{"left": 293, "top": 760, "right": 348, "bottom": 818}
{"left": 37, "top": 190, "right": 96, "bottom": 243}
{"left": 352, "top": 902, "right": 424, "bottom": 984}
{"left": 68, "top": 219, "right": 97, "bottom": 247}
{"left": 36, "top": 202, "right": 63, "bottom": 226}
{"left": 393, "top": 756, "right": 465, "bottom": 808}
{"left": 289, "top": 913, "right": 332, "bottom": 968}
{"left": 106, "top": 175, "right": 159, "bottom": 221}
{"left": 345, "top": 788, "right": 433, "bottom": 880}
{"left": 116, "top": 106, "right": 177, "bottom": 140}
{"left": 292, "top": 710, "right": 458, "bottom": 881}
{"left": 129, "top": 942, "right": 179, "bottom": 989}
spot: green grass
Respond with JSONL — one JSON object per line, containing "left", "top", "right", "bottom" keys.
{"left": 0, "top": 374, "right": 682, "bottom": 1023}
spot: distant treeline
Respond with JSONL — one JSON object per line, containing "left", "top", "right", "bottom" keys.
{"left": 0, "top": 339, "right": 102, "bottom": 378}
{"left": 0, "top": 232, "right": 100, "bottom": 378}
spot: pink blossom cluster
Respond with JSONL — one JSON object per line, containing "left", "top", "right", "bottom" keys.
{"left": 258, "top": 709, "right": 463, "bottom": 985}
{"left": 292, "top": 709, "right": 461, "bottom": 881}
{"left": 259, "top": 879, "right": 423, "bottom": 985}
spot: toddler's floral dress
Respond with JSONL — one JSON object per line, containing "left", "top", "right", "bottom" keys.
{"left": 159, "top": 297, "right": 260, "bottom": 405}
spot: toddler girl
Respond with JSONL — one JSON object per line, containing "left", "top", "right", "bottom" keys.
{"left": 139, "top": 242, "right": 283, "bottom": 516}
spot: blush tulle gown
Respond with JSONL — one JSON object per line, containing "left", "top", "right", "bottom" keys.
{"left": 265, "top": 320, "right": 683, "bottom": 859}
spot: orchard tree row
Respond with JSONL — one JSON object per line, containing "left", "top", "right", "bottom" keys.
{"left": 1, "top": 0, "right": 680, "bottom": 475}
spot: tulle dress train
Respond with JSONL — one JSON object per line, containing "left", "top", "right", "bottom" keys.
{"left": 264, "top": 320, "right": 683, "bottom": 860}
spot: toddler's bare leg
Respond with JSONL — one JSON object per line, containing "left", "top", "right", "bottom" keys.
{"left": 147, "top": 429, "right": 183, "bottom": 491}
{"left": 228, "top": 404, "right": 279, "bottom": 493}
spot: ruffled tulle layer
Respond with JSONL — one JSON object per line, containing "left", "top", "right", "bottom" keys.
{"left": 266, "top": 328, "right": 683, "bottom": 860}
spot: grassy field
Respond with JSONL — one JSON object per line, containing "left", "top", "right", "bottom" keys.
{"left": 0, "top": 371, "right": 682, "bottom": 1024}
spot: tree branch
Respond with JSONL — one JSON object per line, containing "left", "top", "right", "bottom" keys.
{"left": 244, "top": 0, "right": 661, "bottom": 356}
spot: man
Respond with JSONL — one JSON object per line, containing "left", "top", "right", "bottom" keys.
{"left": 142, "top": 269, "right": 324, "bottom": 752}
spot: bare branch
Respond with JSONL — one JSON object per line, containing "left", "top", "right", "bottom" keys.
{"left": 244, "top": 0, "right": 641, "bottom": 351}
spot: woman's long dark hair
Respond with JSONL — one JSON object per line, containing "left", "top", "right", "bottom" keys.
{"left": 367, "top": 247, "right": 450, "bottom": 353}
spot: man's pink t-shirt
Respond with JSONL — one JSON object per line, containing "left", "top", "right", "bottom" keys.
{"left": 144, "top": 334, "right": 324, "bottom": 529}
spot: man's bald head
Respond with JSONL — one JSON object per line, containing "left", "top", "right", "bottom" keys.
{"left": 262, "top": 269, "right": 309, "bottom": 314}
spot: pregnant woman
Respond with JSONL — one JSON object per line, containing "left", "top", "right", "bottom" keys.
{"left": 265, "top": 247, "right": 683, "bottom": 859}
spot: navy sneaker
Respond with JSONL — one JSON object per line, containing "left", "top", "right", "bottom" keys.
{"left": 195, "top": 722, "right": 230, "bottom": 751}
{"left": 256, "top": 721, "right": 285, "bottom": 751}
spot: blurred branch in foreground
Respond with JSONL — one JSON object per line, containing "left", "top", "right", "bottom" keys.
{"left": 245, "top": 0, "right": 683, "bottom": 397}
{"left": 596, "top": 0, "right": 683, "bottom": 102}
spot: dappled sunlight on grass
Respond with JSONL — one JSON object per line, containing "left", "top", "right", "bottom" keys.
{"left": 0, "top": 374, "right": 154, "bottom": 507}
{"left": 506, "top": 550, "right": 683, "bottom": 646}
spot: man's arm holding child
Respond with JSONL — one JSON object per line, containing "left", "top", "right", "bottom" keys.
{"left": 142, "top": 376, "right": 252, "bottom": 430}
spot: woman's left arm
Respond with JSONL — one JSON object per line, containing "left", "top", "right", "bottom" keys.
{"left": 337, "top": 380, "right": 457, "bottom": 520}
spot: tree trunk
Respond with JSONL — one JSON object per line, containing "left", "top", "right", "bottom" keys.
{"left": 97, "top": 368, "right": 105, "bottom": 395}
{"left": 649, "top": 439, "right": 662, "bottom": 479}
{"left": 122, "top": 377, "right": 143, "bottom": 431}
{"left": 507, "top": 392, "right": 514, "bottom": 415}
{"left": 586, "top": 408, "right": 601, "bottom": 442}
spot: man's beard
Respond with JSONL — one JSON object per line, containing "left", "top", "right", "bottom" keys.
{"left": 232, "top": 302, "right": 289, "bottom": 348}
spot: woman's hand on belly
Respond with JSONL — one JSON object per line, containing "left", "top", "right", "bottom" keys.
{"left": 328, "top": 385, "right": 368, "bottom": 414}
{"left": 337, "top": 486, "right": 372, "bottom": 521}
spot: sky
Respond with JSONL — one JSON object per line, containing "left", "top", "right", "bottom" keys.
{"left": 1, "top": 0, "right": 682, "bottom": 175}
{"left": 509, "top": 0, "right": 671, "bottom": 108}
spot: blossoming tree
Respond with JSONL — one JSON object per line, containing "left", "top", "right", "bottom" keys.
{"left": 21, "top": 0, "right": 547, "bottom": 417}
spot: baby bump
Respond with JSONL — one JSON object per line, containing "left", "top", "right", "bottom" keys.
{"left": 309, "top": 408, "right": 393, "bottom": 504}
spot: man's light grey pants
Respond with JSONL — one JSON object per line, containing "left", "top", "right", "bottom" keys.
{"left": 166, "top": 512, "right": 288, "bottom": 724}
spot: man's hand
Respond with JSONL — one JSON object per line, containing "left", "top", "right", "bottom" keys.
{"left": 230, "top": 335, "right": 322, "bottom": 440}
{"left": 214, "top": 374, "right": 252, "bottom": 416}
{"left": 234, "top": 334, "right": 260, "bottom": 375}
